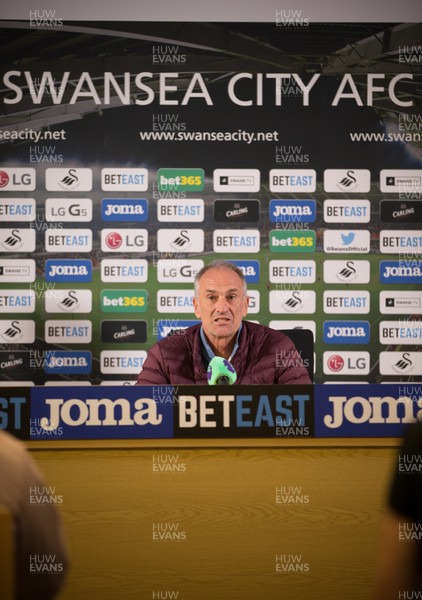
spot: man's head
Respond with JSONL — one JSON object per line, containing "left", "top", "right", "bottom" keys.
{"left": 193, "top": 261, "right": 249, "bottom": 347}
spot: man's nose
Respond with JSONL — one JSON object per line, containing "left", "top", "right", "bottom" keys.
{"left": 215, "top": 296, "right": 229, "bottom": 312}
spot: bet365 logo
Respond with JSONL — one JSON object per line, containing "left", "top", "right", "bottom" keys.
{"left": 158, "top": 169, "right": 204, "bottom": 192}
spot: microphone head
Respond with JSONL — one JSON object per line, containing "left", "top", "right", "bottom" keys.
{"left": 207, "top": 356, "right": 237, "bottom": 385}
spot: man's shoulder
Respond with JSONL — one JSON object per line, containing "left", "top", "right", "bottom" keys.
{"left": 243, "top": 320, "right": 287, "bottom": 342}
{"left": 153, "top": 324, "right": 200, "bottom": 352}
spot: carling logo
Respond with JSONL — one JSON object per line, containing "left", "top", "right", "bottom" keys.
{"left": 45, "top": 168, "right": 93, "bottom": 191}
{"left": 45, "top": 260, "right": 92, "bottom": 283}
{"left": 214, "top": 200, "right": 260, "bottom": 223}
{"left": 380, "top": 200, "right": 422, "bottom": 223}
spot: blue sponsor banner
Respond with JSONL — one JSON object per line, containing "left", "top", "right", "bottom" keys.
{"left": 30, "top": 386, "right": 173, "bottom": 440}
{"left": 156, "top": 319, "right": 199, "bottom": 340}
{"left": 314, "top": 384, "right": 420, "bottom": 437}
{"left": 380, "top": 260, "right": 422, "bottom": 284}
{"left": 44, "top": 351, "right": 92, "bottom": 374}
{"left": 323, "top": 321, "right": 370, "bottom": 344}
{"left": 45, "top": 259, "right": 93, "bottom": 282}
{"left": 229, "top": 260, "right": 260, "bottom": 283}
{"left": 269, "top": 200, "right": 316, "bottom": 223}
{"left": 101, "top": 198, "right": 148, "bottom": 222}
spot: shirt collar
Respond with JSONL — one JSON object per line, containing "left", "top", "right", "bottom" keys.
{"left": 200, "top": 322, "right": 243, "bottom": 363}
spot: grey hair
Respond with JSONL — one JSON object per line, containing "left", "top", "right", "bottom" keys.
{"left": 194, "top": 260, "right": 247, "bottom": 297}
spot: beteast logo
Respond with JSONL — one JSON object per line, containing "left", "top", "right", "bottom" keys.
{"left": 323, "top": 291, "right": 370, "bottom": 314}
{"left": 0, "top": 290, "right": 35, "bottom": 313}
{"left": 46, "top": 168, "right": 92, "bottom": 192}
{"left": 270, "top": 200, "right": 316, "bottom": 223}
{"left": 45, "top": 320, "right": 92, "bottom": 344}
{"left": 101, "top": 169, "right": 148, "bottom": 191}
{"left": 0, "top": 199, "right": 36, "bottom": 222}
{"left": 324, "top": 200, "right": 370, "bottom": 223}
{"left": 269, "top": 169, "right": 316, "bottom": 193}
{"left": 0, "top": 260, "right": 36, "bottom": 282}
{"left": 213, "top": 230, "right": 260, "bottom": 253}
{"left": 323, "top": 351, "right": 370, "bottom": 375}
{"left": 0, "top": 320, "right": 35, "bottom": 344}
{"left": 101, "top": 229, "right": 148, "bottom": 252}
{"left": 0, "top": 229, "right": 36, "bottom": 252}
{"left": 323, "top": 169, "right": 371, "bottom": 193}
{"left": 270, "top": 260, "right": 316, "bottom": 283}
{"left": 45, "top": 198, "right": 92, "bottom": 222}
{"left": 157, "top": 291, "right": 195, "bottom": 314}
{"left": 379, "top": 320, "right": 422, "bottom": 344}
{"left": 101, "top": 320, "right": 147, "bottom": 344}
{"left": 100, "top": 351, "right": 147, "bottom": 374}
{"left": 380, "top": 230, "right": 422, "bottom": 254}
{"left": 158, "top": 199, "right": 204, "bottom": 222}
{"left": 157, "top": 229, "right": 204, "bottom": 253}
{"left": 44, "top": 290, "right": 93, "bottom": 314}
{"left": 100, "top": 260, "right": 148, "bottom": 283}
{"left": 380, "top": 200, "right": 422, "bottom": 223}
{"left": 45, "top": 260, "right": 93, "bottom": 283}
{"left": 101, "top": 199, "right": 148, "bottom": 222}
{"left": 0, "top": 168, "right": 36, "bottom": 190}
{"left": 380, "top": 261, "right": 422, "bottom": 284}
{"left": 214, "top": 200, "right": 260, "bottom": 222}
{"left": 45, "top": 229, "right": 92, "bottom": 253}
{"left": 323, "top": 321, "right": 370, "bottom": 344}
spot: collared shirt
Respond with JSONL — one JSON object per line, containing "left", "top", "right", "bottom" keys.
{"left": 199, "top": 322, "right": 243, "bottom": 364}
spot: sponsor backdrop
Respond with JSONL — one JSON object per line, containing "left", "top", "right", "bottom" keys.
{"left": 0, "top": 20, "right": 421, "bottom": 389}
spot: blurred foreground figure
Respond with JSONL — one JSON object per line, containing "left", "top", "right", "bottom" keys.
{"left": 373, "top": 421, "right": 422, "bottom": 599}
{"left": 0, "top": 430, "right": 69, "bottom": 600}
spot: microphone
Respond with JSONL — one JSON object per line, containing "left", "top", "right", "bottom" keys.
{"left": 207, "top": 356, "right": 237, "bottom": 385}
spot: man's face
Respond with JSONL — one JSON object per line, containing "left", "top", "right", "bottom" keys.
{"left": 193, "top": 268, "right": 249, "bottom": 343}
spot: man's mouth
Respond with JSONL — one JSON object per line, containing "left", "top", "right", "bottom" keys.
{"left": 214, "top": 317, "right": 230, "bottom": 323}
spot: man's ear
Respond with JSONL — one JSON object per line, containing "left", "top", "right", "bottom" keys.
{"left": 243, "top": 295, "right": 249, "bottom": 317}
{"left": 193, "top": 296, "right": 201, "bottom": 319}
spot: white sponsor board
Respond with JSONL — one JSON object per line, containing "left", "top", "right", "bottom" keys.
{"left": 157, "top": 290, "right": 195, "bottom": 313}
{"left": 380, "top": 170, "right": 422, "bottom": 193}
{"left": 0, "top": 198, "right": 36, "bottom": 221}
{"left": 323, "top": 199, "right": 370, "bottom": 222}
{"left": 269, "top": 169, "right": 316, "bottom": 193}
{"left": 157, "top": 199, "right": 204, "bottom": 222}
{"left": 214, "top": 169, "right": 260, "bottom": 192}
{"left": 45, "top": 229, "right": 92, "bottom": 252}
{"left": 269, "top": 290, "right": 316, "bottom": 314}
{"left": 379, "top": 320, "right": 422, "bottom": 344}
{"left": 323, "top": 260, "right": 370, "bottom": 284}
{"left": 157, "top": 259, "right": 204, "bottom": 283}
{"left": 156, "top": 229, "right": 204, "bottom": 253}
{"left": 0, "top": 290, "right": 36, "bottom": 313}
{"left": 323, "top": 230, "right": 370, "bottom": 253}
{"left": 0, "top": 260, "right": 36, "bottom": 282}
{"left": 379, "top": 291, "right": 422, "bottom": 314}
{"left": 44, "top": 289, "right": 93, "bottom": 313}
{"left": 101, "top": 259, "right": 148, "bottom": 282}
{"left": 0, "top": 168, "right": 36, "bottom": 191}
{"left": 45, "top": 198, "right": 93, "bottom": 222}
{"left": 46, "top": 168, "right": 93, "bottom": 191}
{"left": 269, "top": 260, "right": 316, "bottom": 283}
{"left": 0, "top": 320, "right": 35, "bottom": 343}
{"left": 323, "top": 351, "right": 370, "bottom": 375}
{"left": 0, "top": 229, "right": 36, "bottom": 252}
{"left": 379, "top": 351, "right": 422, "bottom": 375}
{"left": 101, "top": 350, "right": 147, "bottom": 374}
{"left": 323, "top": 290, "right": 370, "bottom": 314}
{"left": 45, "top": 320, "right": 92, "bottom": 343}
{"left": 323, "top": 169, "right": 370, "bottom": 193}
{"left": 101, "top": 168, "right": 148, "bottom": 191}
{"left": 213, "top": 229, "right": 260, "bottom": 253}
{"left": 101, "top": 229, "right": 148, "bottom": 252}
{"left": 380, "top": 230, "right": 422, "bottom": 254}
